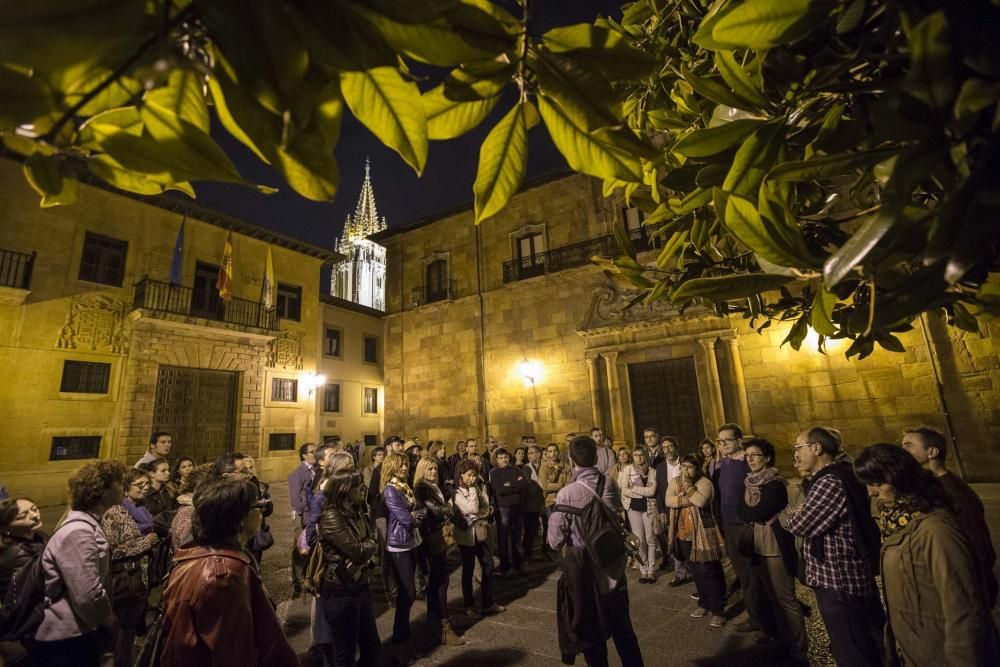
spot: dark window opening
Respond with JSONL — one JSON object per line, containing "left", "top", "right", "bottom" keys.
{"left": 79, "top": 232, "right": 127, "bottom": 286}
{"left": 50, "top": 436, "right": 102, "bottom": 461}
{"left": 363, "top": 336, "right": 378, "bottom": 364}
{"left": 426, "top": 259, "right": 448, "bottom": 303}
{"left": 324, "top": 327, "right": 342, "bottom": 357}
{"left": 323, "top": 384, "right": 341, "bottom": 412}
{"left": 271, "top": 378, "right": 298, "bottom": 402}
{"left": 269, "top": 433, "right": 296, "bottom": 451}
{"left": 277, "top": 283, "right": 302, "bottom": 321}
{"left": 516, "top": 232, "right": 546, "bottom": 279}
{"left": 60, "top": 361, "right": 111, "bottom": 394}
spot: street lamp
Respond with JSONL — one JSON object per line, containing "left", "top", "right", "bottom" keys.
{"left": 304, "top": 371, "right": 327, "bottom": 395}
{"left": 517, "top": 358, "right": 542, "bottom": 388}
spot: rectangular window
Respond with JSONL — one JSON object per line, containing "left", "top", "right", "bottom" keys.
{"left": 363, "top": 335, "right": 379, "bottom": 364}
{"left": 363, "top": 434, "right": 378, "bottom": 448}
{"left": 425, "top": 259, "right": 448, "bottom": 303}
{"left": 269, "top": 433, "right": 296, "bottom": 451}
{"left": 622, "top": 206, "right": 645, "bottom": 231}
{"left": 271, "top": 378, "right": 298, "bottom": 402}
{"left": 79, "top": 232, "right": 127, "bottom": 286}
{"left": 50, "top": 436, "right": 102, "bottom": 461}
{"left": 323, "top": 383, "right": 341, "bottom": 412}
{"left": 60, "top": 360, "right": 111, "bottom": 394}
{"left": 363, "top": 387, "right": 378, "bottom": 414}
{"left": 277, "top": 283, "right": 302, "bottom": 321}
{"left": 324, "top": 327, "right": 342, "bottom": 357}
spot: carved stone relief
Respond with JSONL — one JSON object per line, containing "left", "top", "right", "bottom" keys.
{"left": 577, "top": 284, "right": 682, "bottom": 332}
{"left": 266, "top": 330, "right": 304, "bottom": 369}
{"left": 56, "top": 295, "right": 130, "bottom": 353}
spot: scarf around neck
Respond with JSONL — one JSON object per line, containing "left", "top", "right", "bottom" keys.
{"left": 878, "top": 499, "right": 922, "bottom": 539}
{"left": 743, "top": 467, "right": 781, "bottom": 507}
{"left": 388, "top": 476, "right": 416, "bottom": 509}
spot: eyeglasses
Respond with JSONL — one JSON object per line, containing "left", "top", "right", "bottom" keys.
{"left": 131, "top": 482, "right": 149, "bottom": 489}
{"left": 745, "top": 453, "right": 766, "bottom": 460}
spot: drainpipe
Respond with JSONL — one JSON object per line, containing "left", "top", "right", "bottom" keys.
{"left": 475, "top": 223, "right": 490, "bottom": 440}
{"left": 918, "top": 313, "right": 965, "bottom": 477}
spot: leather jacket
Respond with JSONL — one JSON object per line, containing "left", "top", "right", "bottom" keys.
{"left": 159, "top": 546, "right": 299, "bottom": 667}
{"left": 383, "top": 483, "right": 424, "bottom": 550}
{"left": 318, "top": 506, "right": 378, "bottom": 593}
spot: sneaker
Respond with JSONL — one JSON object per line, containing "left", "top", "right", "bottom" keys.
{"left": 483, "top": 603, "right": 505, "bottom": 615}
{"left": 466, "top": 607, "right": 482, "bottom": 620}
{"left": 689, "top": 592, "right": 700, "bottom": 600}
{"left": 690, "top": 608, "right": 710, "bottom": 618}
{"left": 709, "top": 615, "right": 726, "bottom": 628}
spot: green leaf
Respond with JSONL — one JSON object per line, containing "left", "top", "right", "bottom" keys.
{"left": 767, "top": 148, "right": 901, "bottom": 182}
{"left": 275, "top": 122, "right": 339, "bottom": 201}
{"left": 781, "top": 316, "right": 810, "bottom": 350}
{"left": 473, "top": 101, "right": 535, "bottom": 223}
{"left": 340, "top": 67, "right": 428, "bottom": 174}
{"left": 722, "top": 120, "right": 784, "bottom": 197}
{"left": 423, "top": 85, "right": 499, "bottom": 140}
{"left": 723, "top": 193, "right": 816, "bottom": 268}
{"left": 201, "top": 1, "right": 308, "bottom": 114}
{"left": 715, "top": 52, "right": 770, "bottom": 109}
{"left": 23, "top": 154, "right": 78, "bottom": 207}
{"left": 143, "top": 68, "right": 210, "bottom": 133}
{"left": 77, "top": 106, "right": 143, "bottom": 149}
{"left": 810, "top": 285, "right": 838, "bottom": 335}
{"left": 671, "top": 273, "right": 795, "bottom": 303}
{"left": 836, "top": 0, "right": 866, "bottom": 34}
{"left": 902, "top": 11, "right": 954, "bottom": 110}
{"left": 875, "top": 332, "right": 906, "bottom": 353}
{"left": 140, "top": 97, "right": 243, "bottom": 183}
{"left": 88, "top": 153, "right": 193, "bottom": 197}
{"left": 542, "top": 23, "right": 658, "bottom": 80}
{"left": 710, "top": 0, "right": 830, "bottom": 50}
{"left": 354, "top": 6, "right": 497, "bottom": 66}
{"left": 358, "top": 0, "right": 460, "bottom": 24}
{"left": 538, "top": 94, "right": 642, "bottom": 182}
{"left": 0, "top": 65, "right": 53, "bottom": 130}
{"left": 535, "top": 52, "right": 622, "bottom": 132}
{"left": 953, "top": 78, "right": 1000, "bottom": 120}
{"left": 206, "top": 58, "right": 274, "bottom": 164}
{"left": 61, "top": 66, "right": 142, "bottom": 117}
{"left": 673, "top": 119, "right": 763, "bottom": 158}
{"left": 681, "top": 66, "right": 759, "bottom": 113}
{"left": 612, "top": 220, "right": 636, "bottom": 260}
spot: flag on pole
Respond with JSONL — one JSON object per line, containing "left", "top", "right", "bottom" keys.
{"left": 217, "top": 231, "right": 234, "bottom": 301}
{"left": 261, "top": 246, "right": 275, "bottom": 310}
{"left": 168, "top": 218, "right": 185, "bottom": 284}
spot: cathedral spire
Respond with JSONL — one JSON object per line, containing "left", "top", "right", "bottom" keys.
{"left": 331, "top": 159, "right": 388, "bottom": 311}
{"left": 342, "top": 157, "right": 386, "bottom": 244}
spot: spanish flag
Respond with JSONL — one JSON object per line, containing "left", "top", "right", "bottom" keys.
{"left": 261, "top": 246, "right": 275, "bottom": 310}
{"left": 217, "top": 231, "right": 234, "bottom": 301}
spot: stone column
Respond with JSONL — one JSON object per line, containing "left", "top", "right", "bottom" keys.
{"left": 698, "top": 337, "right": 726, "bottom": 428}
{"left": 585, "top": 355, "right": 602, "bottom": 429}
{"left": 602, "top": 351, "right": 625, "bottom": 444}
{"left": 725, "top": 337, "right": 753, "bottom": 433}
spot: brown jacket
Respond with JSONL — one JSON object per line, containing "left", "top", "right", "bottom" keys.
{"left": 539, "top": 460, "right": 569, "bottom": 508}
{"left": 881, "top": 510, "right": 999, "bottom": 667}
{"left": 159, "top": 546, "right": 299, "bottom": 667}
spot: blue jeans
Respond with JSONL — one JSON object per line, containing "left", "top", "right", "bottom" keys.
{"left": 497, "top": 504, "right": 523, "bottom": 571}
{"left": 813, "top": 586, "right": 885, "bottom": 667}
{"left": 321, "top": 585, "right": 380, "bottom": 666}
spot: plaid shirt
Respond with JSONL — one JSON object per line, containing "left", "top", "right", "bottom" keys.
{"left": 787, "top": 471, "right": 877, "bottom": 597}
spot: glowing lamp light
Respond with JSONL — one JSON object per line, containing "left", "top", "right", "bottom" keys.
{"left": 803, "top": 328, "right": 845, "bottom": 355}
{"left": 304, "top": 372, "right": 327, "bottom": 395}
{"left": 517, "top": 358, "right": 543, "bottom": 388}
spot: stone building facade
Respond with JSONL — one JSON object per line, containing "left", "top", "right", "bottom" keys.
{"left": 0, "top": 157, "right": 336, "bottom": 504}
{"left": 376, "top": 172, "right": 1000, "bottom": 480}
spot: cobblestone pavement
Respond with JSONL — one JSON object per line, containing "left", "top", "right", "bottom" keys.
{"left": 39, "top": 482, "right": 1000, "bottom": 666}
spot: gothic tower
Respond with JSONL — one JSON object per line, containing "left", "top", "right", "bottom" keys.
{"left": 331, "top": 159, "right": 387, "bottom": 310}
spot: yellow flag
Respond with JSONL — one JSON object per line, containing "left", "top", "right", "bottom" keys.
{"left": 262, "top": 246, "right": 275, "bottom": 309}
{"left": 216, "top": 231, "right": 233, "bottom": 301}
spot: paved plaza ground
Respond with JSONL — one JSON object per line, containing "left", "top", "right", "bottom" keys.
{"left": 36, "top": 480, "right": 1000, "bottom": 666}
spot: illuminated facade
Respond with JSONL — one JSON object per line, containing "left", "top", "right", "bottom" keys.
{"left": 331, "top": 159, "right": 387, "bottom": 311}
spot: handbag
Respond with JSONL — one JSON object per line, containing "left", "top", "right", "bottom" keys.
{"left": 250, "top": 522, "right": 275, "bottom": 552}
{"left": 302, "top": 542, "right": 326, "bottom": 596}
{"left": 109, "top": 558, "right": 147, "bottom": 605}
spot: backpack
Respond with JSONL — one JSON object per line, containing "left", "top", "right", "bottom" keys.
{"left": 553, "top": 476, "right": 628, "bottom": 595}
{"left": 0, "top": 518, "right": 90, "bottom": 641}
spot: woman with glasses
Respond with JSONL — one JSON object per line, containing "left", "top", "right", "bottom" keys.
{"left": 738, "top": 438, "right": 807, "bottom": 664}
{"left": 619, "top": 448, "right": 659, "bottom": 583}
{"left": 666, "top": 455, "right": 727, "bottom": 628}
{"left": 102, "top": 468, "right": 159, "bottom": 667}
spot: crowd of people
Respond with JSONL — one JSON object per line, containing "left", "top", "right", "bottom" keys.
{"left": 0, "top": 422, "right": 998, "bottom": 667}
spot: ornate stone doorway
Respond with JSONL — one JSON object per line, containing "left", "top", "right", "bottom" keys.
{"left": 627, "top": 357, "right": 706, "bottom": 453}
{"left": 153, "top": 366, "right": 238, "bottom": 464}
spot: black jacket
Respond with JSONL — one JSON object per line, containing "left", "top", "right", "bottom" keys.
{"left": 366, "top": 464, "right": 384, "bottom": 520}
{"left": 318, "top": 505, "right": 378, "bottom": 593}
{"left": 0, "top": 532, "right": 47, "bottom": 602}
{"left": 414, "top": 482, "right": 451, "bottom": 555}
{"left": 489, "top": 465, "right": 526, "bottom": 507}
{"left": 737, "top": 479, "right": 798, "bottom": 576}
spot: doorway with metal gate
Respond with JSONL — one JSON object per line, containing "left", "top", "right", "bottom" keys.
{"left": 628, "top": 357, "right": 706, "bottom": 453}
{"left": 153, "top": 366, "right": 239, "bottom": 464}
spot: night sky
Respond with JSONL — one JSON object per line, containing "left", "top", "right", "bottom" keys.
{"left": 195, "top": 0, "right": 624, "bottom": 249}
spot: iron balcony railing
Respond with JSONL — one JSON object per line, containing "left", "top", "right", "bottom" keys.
{"left": 0, "top": 248, "right": 35, "bottom": 290}
{"left": 503, "top": 235, "right": 618, "bottom": 283}
{"left": 133, "top": 278, "right": 278, "bottom": 330}
{"left": 411, "top": 278, "right": 457, "bottom": 307}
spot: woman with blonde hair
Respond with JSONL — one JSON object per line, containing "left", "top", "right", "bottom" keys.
{"left": 380, "top": 452, "right": 424, "bottom": 664}
{"left": 413, "top": 457, "right": 464, "bottom": 646}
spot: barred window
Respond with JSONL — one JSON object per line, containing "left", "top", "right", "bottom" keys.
{"left": 60, "top": 361, "right": 111, "bottom": 393}
{"left": 269, "top": 433, "right": 295, "bottom": 451}
{"left": 50, "top": 436, "right": 102, "bottom": 461}
{"left": 271, "top": 378, "right": 298, "bottom": 402}
{"left": 323, "top": 384, "right": 341, "bottom": 413}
